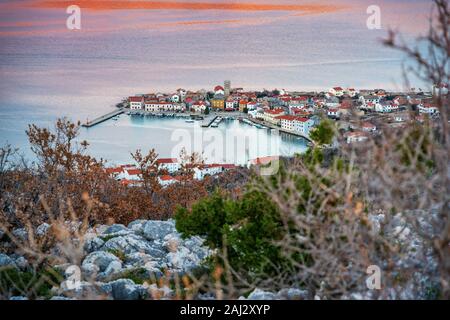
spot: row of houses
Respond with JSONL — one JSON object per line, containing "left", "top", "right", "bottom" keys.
{"left": 129, "top": 85, "right": 445, "bottom": 123}
{"left": 105, "top": 159, "right": 238, "bottom": 187}
{"left": 129, "top": 97, "right": 185, "bottom": 112}
{"left": 358, "top": 95, "right": 440, "bottom": 114}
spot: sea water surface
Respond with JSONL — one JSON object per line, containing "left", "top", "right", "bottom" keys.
{"left": 0, "top": 0, "right": 431, "bottom": 163}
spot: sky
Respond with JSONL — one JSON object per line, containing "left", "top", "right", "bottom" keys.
{"left": 0, "top": 0, "right": 434, "bottom": 106}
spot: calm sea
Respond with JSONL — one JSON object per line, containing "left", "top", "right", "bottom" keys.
{"left": 0, "top": 0, "right": 430, "bottom": 163}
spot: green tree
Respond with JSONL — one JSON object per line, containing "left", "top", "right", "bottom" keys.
{"left": 309, "top": 119, "right": 335, "bottom": 146}
{"left": 175, "top": 190, "right": 285, "bottom": 276}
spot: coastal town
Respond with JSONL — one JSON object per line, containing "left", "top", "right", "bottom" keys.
{"left": 102, "top": 81, "right": 447, "bottom": 186}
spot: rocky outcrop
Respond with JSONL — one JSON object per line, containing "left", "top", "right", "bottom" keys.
{"left": 54, "top": 219, "right": 211, "bottom": 300}
{"left": 239, "top": 288, "right": 310, "bottom": 300}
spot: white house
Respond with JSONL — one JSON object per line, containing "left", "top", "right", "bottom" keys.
{"left": 277, "top": 115, "right": 297, "bottom": 131}
{"left": 225, "top": 99, "right": 236, "bottom": 111}
{"left": 327, "top": 108, "right": 340, "bottom": 118}
{"left": 361, "top": 122, "right": 377, "bottom": 132}
{"left": 145, "top": 102, "right": 184, "bottom": 112}
{"left": 214, "top": 85, "right": 225, "bottom": 96}
{"left": 375, "top": 101, "right": 398, "bottom": 113}
{"left": 345, "top": 88, "right": 358, "bottom": 97}
{"left": 129, "top": 96, "right": 144, "bottom": 110}
{"left": 433, "top": 83, "right": 449, "bottom": 96}
{"left": 277, "top": 115, "right": 314, "bottom": 136}
{"left": 329, "top": 87, "right": 345, "bottom": 97}
{"left": 418, "top": 103, "right": 439, "bottom": 114}
{"left": 193, "top": 164, "right": 223, "bottom": 180}
{"left": 294, "top": 117, "right": 314, "bottom": 136}
{"left": 246, "top": 101, "right": 258, "bottom": 110}
{"left": 158, "top": 175, "right": 181, "bottom": 187}
{"left": 345, "top": 131, "right": 368, "bottom": 144}
{"left": 177, "top": 88, "right": 187, "bottom": 99}
{"left": 359, "top": 95, "right": 381, "bottom": 106}
{"left": 171, "top": 94, "right": 180, "bottom": 103}
{"left": 191, "top": 101, "right": 208, "bottom": 113}
{"left": 116, "top": 166, "right": 142, "bottom": 182}
{"left": 256, "top": 109, "right": 285, "bottom": 124}
{"left": 157, "top": 158, "right": 181, "bottom": 173}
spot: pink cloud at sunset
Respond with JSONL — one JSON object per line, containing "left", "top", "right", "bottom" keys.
{"left": 28, "top": 0, "right": 344, "bottom": 13}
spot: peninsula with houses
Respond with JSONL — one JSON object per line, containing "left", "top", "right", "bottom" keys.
{"left": 91, "top": 81, "right": 447, "bottom": 187}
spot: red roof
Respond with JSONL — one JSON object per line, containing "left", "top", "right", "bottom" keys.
{"left": 265, "top": 109, "right": 284, "bottom": 115}
{"left": 157, "top": 158, "right": 178, "bottom": 164}
{"left": 250, "top": 156, "right": 278, "bottom": 165}
{"left": 105, "top": 167, "right": 123, "bottom": 175}
{"left": 220, "top": 164, "right": 237, "bottom": 169}
{"left": 214, "top": 85, "right": 224, "bottom": 92}
{"left": 362, "top": 122, "right": 375, "bottom": 128}
{"left": 129, "top": 96, "right": 143, "bottom": 102}
{"left": 333, "top": 87, "right": 343, "bottom": 91}
{"left": 277, "top": 115, "right": 298, "bottom": 121}
{"left": 159, "top": 175, "right": 175, "bottom": 181}
{"left": 126, "top": 169, "right": 142, "bottom": 176}
{"left": 346, "top": 131, "right": 367, "bottom": 137}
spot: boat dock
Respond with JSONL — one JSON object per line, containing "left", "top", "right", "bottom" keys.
{"left": 201, "top": 115, "right": 218, "bottom": 127}
{"left": 82, "top": 108, "right": 125, "bottom": 128}
{"left": 210, "top": 116, "right": 223, "bottom": 128}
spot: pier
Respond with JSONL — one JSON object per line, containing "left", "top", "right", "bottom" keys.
{"left": 82, "top": 108, "right": 125, "bottom": 128}
{"left": 201, "top": 115, "right": 218, "bottom": 128}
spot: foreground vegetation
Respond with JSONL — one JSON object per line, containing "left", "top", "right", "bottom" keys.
{"left": 0, "top": 0, "right": 449, "bottom": 300}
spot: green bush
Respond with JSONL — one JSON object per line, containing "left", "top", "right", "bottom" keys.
{"left": 0, "top": 266, "right": 63, "bottom": 299}
{"left": 175, "top": 190, "right": 286, "bottom": 276}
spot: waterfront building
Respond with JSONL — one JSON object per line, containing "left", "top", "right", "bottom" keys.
{"left": 225, "top": 98, "right": 235, "bottom": 111}
{"left": 129, "top": 96, "right": 144, "bottom": 110}
{"left": 191, "top": 101, "right": 208, "bottom": 113}
{"left": 277, "top": 115, "right": 297, "bottom": 131}
{"left": 211, "top": 96, "right": 225, "bottom": 109}
{"left": 144, "top": 102, "right": 184, "bottom": 112}
{"left": 239, "top": 99, "right": 248, "bottom": 112}
{"left": 294, "top": 117, "right": 315, "bottom": 136}
{"left": 256, "top": 108, "right": 285, "bottom": 124}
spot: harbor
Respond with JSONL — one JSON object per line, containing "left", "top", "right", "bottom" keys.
{"left": 82, "top": 108, "right": 312, "bottom": 144}
{"left": 82, "top": 108, "right": 125, "bottom": 128}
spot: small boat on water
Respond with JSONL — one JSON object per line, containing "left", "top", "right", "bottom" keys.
{"left": 185, "top": 119, "right": 195, "bottom": 123}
